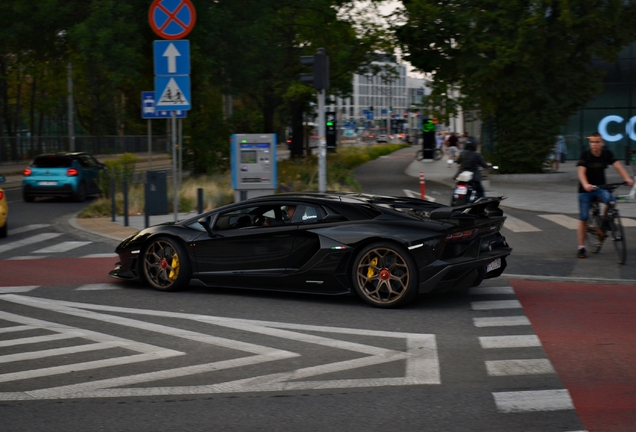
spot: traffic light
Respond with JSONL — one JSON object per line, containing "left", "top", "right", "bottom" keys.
{"left": 389, "top": 106, "right": 393, "bottom": 113}
{"left": 403, "top": 112, "right": 408, "bottom": 118}
{"left": 391, "top": 113, "right": 395, "bottom": 118}
{"left": 326, "top": 111, "right": 336, "bottom": 151}
{"left": 300, "top": 48, "right": 329, "bottom": 91}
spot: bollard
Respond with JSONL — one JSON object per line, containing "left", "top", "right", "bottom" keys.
{"left": 197, "top": 188, "right": 203, "bottom": 214}
{"left": 110, "top": 178, "right": 116, "bottom": 222}
{"left": 123, "top": 180, "right": 129, "bottom": 227}
{"left": 420, "top": 171, "right": 426, "bottom": 200}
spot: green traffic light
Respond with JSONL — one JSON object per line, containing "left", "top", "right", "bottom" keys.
{"left": 326, "top": 121, "right": 334, "bottom": 126}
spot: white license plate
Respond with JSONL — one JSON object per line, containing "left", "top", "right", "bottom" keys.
{"left": 486, "top": 258, "right": 501, "bottom": 272}
{"left": 38, "top": 181, "right": 57, "bottom": 186}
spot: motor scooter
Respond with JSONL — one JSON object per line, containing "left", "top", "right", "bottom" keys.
{"left": 451, "top": 171, "right": 477, "bottom": 206}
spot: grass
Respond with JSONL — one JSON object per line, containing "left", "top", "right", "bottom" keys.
{"left": 77, "top": 142, "right": 408, "bottom": 218}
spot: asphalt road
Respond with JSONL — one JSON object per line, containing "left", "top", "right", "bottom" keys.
{"left": 3, "top": 151, "right": 633, "bottom": 431}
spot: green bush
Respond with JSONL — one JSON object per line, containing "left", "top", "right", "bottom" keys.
{"left": 98, "top": 153, "right": 139, "bottom": 198}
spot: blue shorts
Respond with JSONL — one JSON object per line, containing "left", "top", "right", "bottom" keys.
{"left": 578, "top": 189, "right": 615, "bottom": 221}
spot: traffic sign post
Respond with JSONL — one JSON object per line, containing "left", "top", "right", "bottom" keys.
{"left": 149, "top": 0, "right": 196, "bottom": 222}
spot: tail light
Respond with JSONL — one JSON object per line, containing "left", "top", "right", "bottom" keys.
{"left": 0, "top": 191, "right": 3, "bottom": 200}
{"left": 23, "top": 167, "right": 32, "bottom": 176}
{"left": 445, "top": 229, "right": 477, "bottom": 242}
{"left": 66, "top": 168, "right": 79, "bottom": 176}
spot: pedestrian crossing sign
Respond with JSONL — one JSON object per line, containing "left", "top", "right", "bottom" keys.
{"left": 154, "top": 75, "right": 191, "bottom": 111}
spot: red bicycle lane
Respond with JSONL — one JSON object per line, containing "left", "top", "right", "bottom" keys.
{"left": 1, "top": 257, "right": 115, "bottom": 287}
{"left": 511, "top": 280, "right": 636, "bottom": 432}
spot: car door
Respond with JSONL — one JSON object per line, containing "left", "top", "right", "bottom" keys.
{"left": 77, "top": 154, "right": 101, "bottom": 193}
{"left": 193, "top": 204, "right": 298, "bottom": 288}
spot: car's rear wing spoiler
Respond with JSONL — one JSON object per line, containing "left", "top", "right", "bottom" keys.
{"left": 430, "top": 196, "right": 507, "bottom": 220}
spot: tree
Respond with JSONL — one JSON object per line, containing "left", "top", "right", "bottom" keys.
{"left": 395, "top": 0, "right": 636, "bottom": 173}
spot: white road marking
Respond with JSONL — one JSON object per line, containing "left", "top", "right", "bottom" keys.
{"left": 402, "top": 189, "right": 436, "bottom": 202}
{"left": 471, "top": 300, "right": 522, "bottom": 310}
{"left": 33, "top": 241, "right": 91, "bottom": 254}
{"left": 469, "top": 286, "right": 514, "bottom": 295}
{"left": 0, "top": 233, "right": 62, "bottom": 254}
{"left": 0, "top": 295, "right": 440, "bottom": 400}
{"left": 7, "top": 224, "right": 50, "bottom": 235}
{"left": 0, "top": 286, "right": 39, "bottom": 293}
{"left": 76, "top": 284, "right": 121, "bottom": 291}
{"left": 473, "top": 316, "right": 531, "bottom": 327}
{"left": 502, "top": 215, "right": 541, "bottom": 232}
{"left": 493, "top": 389, "right": 574, "bottom": 413}
{"left": 620, "top": 217, "right": 636, "bottom": 227}
{"left": 479, "top": 335, "right": 541, "bottom": 349}
{"left": 6, "top": 256, "right": 47, "bottom": 260}
{"left": 82, "top": 253, "right": 119, "bottom": 258}
{"left": 0, "top": 325, "right": 36, "bottom": 334}
{"left": 0, "top": 342, "right": 122, "bottom": 365}
{"left": 539, "top": 214, "right": 579, "bottom": 230}
{"left": 485, "top": 359, "right": 555, "bottom": 376}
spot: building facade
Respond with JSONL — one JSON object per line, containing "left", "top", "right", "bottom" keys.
{"left": 325, "top": 55, "right": 431, "bottom": 137}
{"left": 562, "top": 42, "right": 636, "bottom": 162}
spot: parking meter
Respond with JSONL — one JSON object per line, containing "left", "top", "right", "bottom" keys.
{"left": 230, "top": 134, "right": 277, "bottom": 202}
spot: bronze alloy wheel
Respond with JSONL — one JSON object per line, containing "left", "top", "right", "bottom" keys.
{"left": 353, "top": 243, "right": 418, "bottom": 308}
{"left": 142, "top": 237, "right": 190, "bottom": 291}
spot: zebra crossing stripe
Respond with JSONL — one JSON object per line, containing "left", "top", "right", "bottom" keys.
{"left": 82, "top": 253, "right": 118, "bottom": 258}
{"left": 0, "top": 286, "right": 39, "bottom": 293}
{"left": 492, "top": 389, "right": 574, "bottom": 413}
{"left": 539, "top": 214, "right": 579, "bottom": 229}
{"left": 33, "top": 241, "right": 92, "bottom": 254}
{"left": 7, "top": 224, "right": 50, "bottom": 236}
{"left": 0, "top": 233, "right": 62, "bottom": 254}
{"left": 471, "top": 300, "right": 522, "bottom": 310}
{"left": 485, "top": 359, "right": 555, "bottom": 376}
{"left": 502, "top": 215, "right": 541, "bottom": 232}
{"left": 473, "top": 316, "right": 531, "bottom": 327}
{"left": 76, "top": 284, "right": 121, "bottom": 291}
{"left": 479, "top": 335, "right": 541, "bottom": 349}
{"left": 620, "top": 217, "right": 636, "bottom": 227}
{"left": 469, "top": 286, "right": 514, "bottom": 295}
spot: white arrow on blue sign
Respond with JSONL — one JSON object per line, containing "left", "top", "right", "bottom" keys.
{"left": 153, "top": 40, "right": 190, "bottom": 75}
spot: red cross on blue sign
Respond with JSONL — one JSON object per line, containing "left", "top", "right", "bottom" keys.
{"left": 148, "top": 0, "right": 196, "bottom": 40}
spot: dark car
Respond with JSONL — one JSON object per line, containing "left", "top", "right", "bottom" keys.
{"left": 109, "top": 193, "right": 512, "bottom": 308}
{"left": 22, "top": 152, "right": 106, "bottom": 202}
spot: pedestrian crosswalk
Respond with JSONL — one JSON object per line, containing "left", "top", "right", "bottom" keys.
{"left": 0, "top": 224, "right": 117, "bottom": 260}
{"left": 469, "top": 286, "right": 576, "bottom": 416}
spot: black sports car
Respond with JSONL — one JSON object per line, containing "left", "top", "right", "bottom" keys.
{"left": 109, "top": 192, "right": 512, "bottom": 308}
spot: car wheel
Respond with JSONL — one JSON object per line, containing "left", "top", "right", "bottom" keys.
{"left": 140, "top": 237, "right": 191, "bottom": 291}
{"left": 352, "top": 242, "right": 419, "bottom": 308}
{"left": 74, "top": 182, "right": 87, "bottom": 202}
{"left": 0, "top": 221, "right": 6, "bottom": 238}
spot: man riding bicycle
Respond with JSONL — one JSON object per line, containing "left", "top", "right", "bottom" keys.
{"left": 577, "top": 133, "right": 634, "bottom": 258}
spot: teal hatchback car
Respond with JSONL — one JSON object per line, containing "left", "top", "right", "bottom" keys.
{"left": 22, "top": 152, "right": 106, "bottom": 202}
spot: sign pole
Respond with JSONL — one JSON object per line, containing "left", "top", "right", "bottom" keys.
{"left": 172, "top": 111, "right": 178, "bottom": 222}
{"left": 148, "top": 119, "right": 152, "bottom": 170}
{"left": 318, "top": 89, "right": 326, "bottom": 193}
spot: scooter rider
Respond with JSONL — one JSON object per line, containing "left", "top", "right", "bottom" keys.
{"left": 454, "top": 141, "right": 490, "bottom": 199}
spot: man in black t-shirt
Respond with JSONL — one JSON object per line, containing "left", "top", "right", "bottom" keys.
{"left": 576, "top": 133, "right": 634, "bottom": 258}
{"left": 455, "top": 141, "right": 491, "bottom": 199}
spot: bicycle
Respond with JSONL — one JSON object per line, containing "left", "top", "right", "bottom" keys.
{"left": 415, "top": 148, "right": 443, "bottom": 161}
{"left": 586, "top": 183, "right": 627, "bottom": 264}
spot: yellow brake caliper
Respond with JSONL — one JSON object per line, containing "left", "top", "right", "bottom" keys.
{"left": 168, "top": 254, "right": 180, "bottom": 281}
{"left": 367, "top": 257, "right": 378, "bottom": 278}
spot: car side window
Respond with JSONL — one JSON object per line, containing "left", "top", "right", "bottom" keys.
{"left": 290, "top": 205, "right": 322, "bottom": 224}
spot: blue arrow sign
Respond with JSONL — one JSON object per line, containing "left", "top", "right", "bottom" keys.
{"left": 155, "top": 76, "right": 191, "bottom": 111}
{"left": 142, "top": 91, "right": 187, "bottom": 118}
{"left": 154, "top": 40, "right": 190, "bottom": 75}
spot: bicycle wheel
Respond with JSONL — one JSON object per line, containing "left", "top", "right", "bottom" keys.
{"left": 609, "top": 212, "right": 626, "bottom": 264}
{"left": 414, "top": 149, "right": 424, "bottom": 161}
{"left": 433, "top": 148, "right": 443, "bottom": 161}
{"left": 586, "top": 208, "right": 604, "bottom": 254}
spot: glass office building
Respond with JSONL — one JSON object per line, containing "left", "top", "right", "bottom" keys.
{"left": 563, "top": 42, "right": 636, "bottom": 162}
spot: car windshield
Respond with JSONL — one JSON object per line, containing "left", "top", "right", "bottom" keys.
{"left": 33, "top": 156, "right": 73, "bottom": 168}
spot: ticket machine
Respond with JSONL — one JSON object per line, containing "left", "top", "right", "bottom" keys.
{"left": 230, "top": 134, "right": 277, "bottom": 202}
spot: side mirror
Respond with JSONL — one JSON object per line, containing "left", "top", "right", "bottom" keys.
{"left": 198, "top": 217, "right": 216, "bottom": 237}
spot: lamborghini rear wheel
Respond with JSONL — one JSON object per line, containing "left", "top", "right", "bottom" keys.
{"left": 352, "top": 242, "right": 419, "bottom": 308}
{"left": 141, "top": 237, "right": 191, "bottom": 291}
